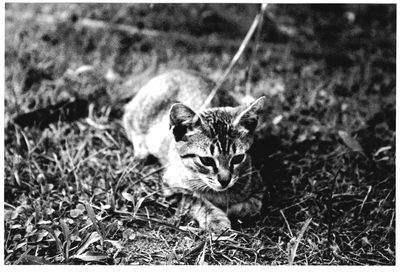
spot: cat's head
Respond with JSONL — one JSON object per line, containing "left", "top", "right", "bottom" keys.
{"left": 169, "top": 97, "right": 265, "bottom": 192}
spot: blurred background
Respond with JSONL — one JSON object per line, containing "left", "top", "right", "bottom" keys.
{"left": 4, "top": 3, "right": 396, "bottom": 265}
{"left": 5, "top": 3, "right": 395, "bottom": 119}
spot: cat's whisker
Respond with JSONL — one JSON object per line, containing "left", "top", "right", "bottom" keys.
{"left": 187, "top": 178, "right": 211, "bottom": 193}
{"left": 237, "top": 169, "right": 258, "bottom": 180}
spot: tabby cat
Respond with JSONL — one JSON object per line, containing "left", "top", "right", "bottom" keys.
{"left": 123, "top": 70, "right": 265, "bottom": 232}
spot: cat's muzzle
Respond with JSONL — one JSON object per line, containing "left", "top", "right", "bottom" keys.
{"left": 217, "top": 170, "right": 231, "bottom": 188}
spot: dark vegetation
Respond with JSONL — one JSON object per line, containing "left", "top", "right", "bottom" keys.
{"left": 4, "top": 3, "right": 395, "bottom": 265}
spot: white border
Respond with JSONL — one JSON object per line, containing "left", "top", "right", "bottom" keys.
{"left": 1, "top": 1, "right": 398, "bottom": 271}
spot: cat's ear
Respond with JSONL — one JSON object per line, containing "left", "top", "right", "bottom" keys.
{"left": 169, "top": 103, "right": 202, "bottom": 141}
{"left": 233, "top": 96, "right": 266, "bottom": 133}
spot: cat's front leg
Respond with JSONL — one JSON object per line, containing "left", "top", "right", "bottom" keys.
{"left": 190, "top": 196, "right": 231, "bottom": 232}
{"left": 227, "top": 192, "right": 263, "bottom": 219}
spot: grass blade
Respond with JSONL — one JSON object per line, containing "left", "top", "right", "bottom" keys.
{"left": 84, "top": 202, "right": 104, "bottom": 245}
{"left": 288, "top": 217, "right": 312, "bottom": 265}
{"left": 13, "top": 247, "right": 34, "bottom": 265}
{"left": 59, "top": 219, "right": 71, "bottom": 262}
{"left": 196, "top": 240, "right": 208, "bottom": 265}
{"left": 40, "top": 225, "right": 63, "bottom": 257}
{"left": 75, "top": 232, "right": 102, "bottom": 256}
{"left": 71, "top": 251, "right": 108, "bottom": 262}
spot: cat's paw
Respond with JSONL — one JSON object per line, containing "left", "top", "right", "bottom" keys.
{"left": 228, "top": 197, "right": 262, "bottom": 218}
{"left": 207, "top": 217, "right": 231, "bottom": 233}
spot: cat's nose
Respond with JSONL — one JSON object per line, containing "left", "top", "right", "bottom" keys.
{"left": 217, "top": 169, "right": 231, "bottom": 188}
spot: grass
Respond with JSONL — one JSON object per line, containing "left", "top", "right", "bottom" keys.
{"left": 4, "top": 3, "right": 395, "bottom": 265}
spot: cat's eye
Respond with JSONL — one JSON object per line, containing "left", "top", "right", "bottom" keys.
{"left": 231, "top": 154, "right": 246, "bottom": 165}
{"left": 199, "top": 156, "right": 216, "bottom": 167}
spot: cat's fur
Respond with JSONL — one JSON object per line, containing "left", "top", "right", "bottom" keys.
{"left": 123, "top": 70, "right": 265, "bottom": 231}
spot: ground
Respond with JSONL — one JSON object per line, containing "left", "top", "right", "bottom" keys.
{"left": 4, "top": 3, "right": 396, "bottom": 265}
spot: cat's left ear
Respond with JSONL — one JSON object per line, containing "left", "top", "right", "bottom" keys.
{"left": 233, "top": 96, "right": 266, "bottom": 133}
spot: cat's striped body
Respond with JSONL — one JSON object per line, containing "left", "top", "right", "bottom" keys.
{"left": 123, "top": 70, "right": 265, "bottom": 231}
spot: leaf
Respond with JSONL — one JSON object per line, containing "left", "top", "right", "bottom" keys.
{"left": 40, "top": 225, "right": 63, "bottom": 255}
{"left": 374, "top": 146, "right": 391, "bottom": 157}
{"left": 35, "top": 230, "right": 49, "bottom": 242}
{"left": 338, "top": 130, "right": 364, "bottom": 153}
{"left": 20, "top": 254, "right": 49, "bottom": 265}
{"left": 272, "top": 115, "right": 283, "bottom": 125}
{"left": 4, "top": 209, "right": 18, "bottom": 220}
{"left": 44, "top": 208, "right": 55, "bottom": 215}
{"left": 361, "top": 236, "right": 371, "bottom": 247}
{"left": 71, "top": 251, "right": 108, "bottom": 262}
{"left": 122, "top": 192, "right": 135, "bottom": 203}
{"left": 42, "top": 183, "right": 54, "bottom": 193}
{"left": 70, "top": 233, "right": 82, "bottom": 242}
{"left": 25, "top": 224, "right": 34, "bottom": 235}
{"left": 19, "top": 130, "right": 32, "bottom": 154}
{"left": 101, "top": 204, "right": 111, "bottom": 210}
{"left": 13, "top": 234, "right": 22, "bottom": 241}
{"left": 104, "top": 239, "right": 123, "bottom": 249}
{"left": 37, "top": 220, "right": 52, "bottom": 225}
{"left": 70, "top": 209, "right": 83, "bottom": 218}
{"left": 74, "top": 65, "right": 94, "bottom": 76}
{"left": 13, "top": 171, "right": 21, "bottom": 187}
{"left": 15, "top": 241, "right": 27, "bottom": 251}
{"left": 376, "top": 156, "right": 389, "bottom": 161}
{"left": 76, "top": 232, "right": 101, "bottom": 256}
{"left": 133, "top": 196, "right": 146, "bottom": 217}
{"left": 122, "top": 229, "right": 136, "bottom": 240}
{"left": 76, "top": 203, "right": 86, "bottom": 211}
{"left": 64, "top": 218, "right": 74, "bottom": 224}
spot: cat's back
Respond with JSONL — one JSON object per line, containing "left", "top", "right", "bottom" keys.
{"left": 124, "top": 70, "right": 213, "bottom": 136}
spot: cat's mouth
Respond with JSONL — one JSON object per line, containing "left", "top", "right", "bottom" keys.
{"left": 211, "top": 186, "right": 230, "bottom": 192}
{"left": 208, "top": 180, "right": 234, "bottom": 192}
{"left": 199, "top": 176, "right": 235, "bottom": 192}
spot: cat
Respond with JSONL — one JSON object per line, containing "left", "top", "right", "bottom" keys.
{"left": 123, "top": 69, "right": 265, "bottom": 232}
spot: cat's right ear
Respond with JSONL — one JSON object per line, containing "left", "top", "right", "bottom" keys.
{"left": 169, "top": 103, "right": 202, "bottom": 141}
